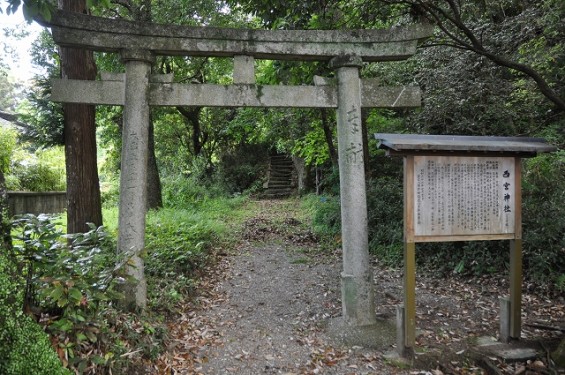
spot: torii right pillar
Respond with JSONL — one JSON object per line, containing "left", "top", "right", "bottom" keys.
{"left": 331, "top": 55, "right": 376, "bottom": 327}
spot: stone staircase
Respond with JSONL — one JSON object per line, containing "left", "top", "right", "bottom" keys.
{"left": 263, "top": 154, "right": 295, "bottom": 198}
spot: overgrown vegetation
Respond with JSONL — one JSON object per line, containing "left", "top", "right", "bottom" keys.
{"left": 0, "top": 126, "right": 66, "bottom": 191}
{"left": 1, "top": 193, "right": 250, "bottom": 374}
{"left": 0, "top": 244, "right": 68, "bottom": 375}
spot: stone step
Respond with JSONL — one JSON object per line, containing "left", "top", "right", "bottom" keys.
{"left": 263, "top": 153, "right": 295, "bottom": 198}
{"left": 263, "top": 190, "right": 294, "bottom": 198}
{"left": 270, "top": 162, "right": 293, "bottom": 168}
{"left": 269, "top": 173, "right": 292, "bottom": 180}
{"left": 267, "top": 183, "right": 291, "bottom": 189}
{"left": 266, "top": 187, "right": 293, "bottom": 192}
{"left": 270, "top": 168, "right": 293, "bottom": 175}
{"left": 268, "top": 177, "right": 291, "bottom": 181}
{"left": 268, "top": 176, "right": 292, "bottom": 183}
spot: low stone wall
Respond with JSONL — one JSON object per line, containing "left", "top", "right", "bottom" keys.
{"left": 7, "top": 191, "right": 67, "bottom": 216}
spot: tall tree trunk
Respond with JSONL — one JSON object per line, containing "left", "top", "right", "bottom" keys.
{"left": 143, "top": 0, "right": 162, "bottom": 210}
{"left": 146, "top": 117, "right": 162, "bottom": 210}
{"left": 177, "top": 106, "right": 204, "bottom": 156}
{"left": 320, "top": 108, "right": 338, "bottom": 167}
{"left": 0, "top": 171, "right": 12, "bottom": 251}
{"left": 59, "top": 0, "right": 102, "bottom": 234}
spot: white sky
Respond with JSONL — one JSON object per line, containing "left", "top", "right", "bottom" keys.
{"left": 0, "top": 7, "right": 45, "bottom": 84}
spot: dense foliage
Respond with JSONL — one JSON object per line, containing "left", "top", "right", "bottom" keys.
{"left": 0, "top": 126, "right": 66, "bottom": 191}
{"left": 0, "top": 229, "right": 68, "bottom": 375}
{"left": 0, "top": 199, "right": 236, "bottom": 373}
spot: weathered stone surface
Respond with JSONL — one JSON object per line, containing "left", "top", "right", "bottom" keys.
{"left": 327, "top": 317, "right": 396, "bottom": 349}
{"left": 334, "top": 60, "right": 376, "bottom": 326}
{"left": 500, "top": 297, "right": 511, "bottom": 343}
{"left": 99, "top": 72, "right": 174, "bottom": 82}
{"left": 51, "top": 78, "right": 421, "bottom": 108}
{"left": 7, "top": 191, "right": 66, "bottom": 216}
{"left": 118, "top": 57, "right": 151, "bottom": 310}
{"left": 475, "top": 337, "right": 543, "bottom": 363}
{"left": 481, "top": 345, "right": 539, "bottom": 362}
{"left": 233, "top": 55, "right": 255, "bottom": 84}
{"left": 41, "top": 10, "right": 433, "bottom": 62}
{"left": 51, "top": 79, "right": 123, "bottom": 105}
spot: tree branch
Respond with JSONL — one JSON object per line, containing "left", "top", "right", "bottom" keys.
{"left": 382, "top": 0, "right": 565, "bottom": 112}
{"left": 0, "top": 110, "right": 33, "bottom": 131}
{"left": 110, "top": 0, "right": 132, "bottom": 12}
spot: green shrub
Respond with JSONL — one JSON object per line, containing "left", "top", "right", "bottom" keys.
{"left": 0, "top": 247, "right": 68, "bottom": 375}
{"left": 100, "top": 177, "right": 120, "bottom": 208}
{"left": 6, "top": 146, "right": 66, "bottom": 192}
{"left": 144, "top": 208, "right": 220, "bottom": 310}
{"left": 0, "top": 127, "right": 17, "bottom": 173}
{"left": 9, "top": 214, "right": 133, "bottom": 373}
{"left": 145, "top": 210, "right": 215, "bottom": 278}
{"left": 161, "top": 174, "right": 219, "bottom": 208}
{"left": 522, "top": 151, "right": 565, "bottom": 287}
{"left": 310, "top": 195, "right": 341, "bottom": 237}
{"left": 367, "top": 176, "right": 404, "bottom": 265}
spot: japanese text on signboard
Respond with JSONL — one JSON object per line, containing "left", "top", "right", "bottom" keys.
{"left": 414, "top": 156, "right": 515, "bottom": 237}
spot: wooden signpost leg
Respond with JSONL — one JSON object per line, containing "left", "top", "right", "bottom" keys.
{"left": 510, "top": 158, "right": 523, "bottom": 339}
{"left": 404, "top": 241, "right": 416, "bottom": 350}
{"left": 401, "top": 155, "right": 416, "bottom": 355}
{"left": 509, "top": 239, "right": 522, "bottom": 339}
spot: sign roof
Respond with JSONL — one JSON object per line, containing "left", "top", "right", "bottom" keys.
{"left": 375, "top": 133, "right": 557, "bottom": 156}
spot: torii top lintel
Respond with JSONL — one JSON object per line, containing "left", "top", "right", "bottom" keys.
{"left": 42, "top": 10, "right": 433, "bottom": 62}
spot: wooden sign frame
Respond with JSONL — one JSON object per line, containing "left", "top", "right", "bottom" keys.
{"left": 401, "top": 153, "right": 523, "bottom": 351}
{"left": 374, "top": 133, "right": 556, "bottom": 357}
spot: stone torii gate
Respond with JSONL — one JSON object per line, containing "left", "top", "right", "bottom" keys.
{"left": 45, "top": 10, "right": 431, "bottom": 328}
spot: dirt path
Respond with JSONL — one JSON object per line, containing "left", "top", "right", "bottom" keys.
{"left": 198, "top": 243, "right": 346, "bottom": 374}
{"left": 156, "top": 199, "right": 564, "bottom": 375}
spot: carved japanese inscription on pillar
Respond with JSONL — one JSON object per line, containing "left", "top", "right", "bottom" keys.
{"left": 345, "top": 104, "right": 363, "bottom": 165}
{"left": 413, "top": 156, "right": 516, "bottom": 237}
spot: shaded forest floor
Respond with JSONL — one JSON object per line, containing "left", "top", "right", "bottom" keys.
{"left": 153, "top": 199, "right": 564, "bottom": 374}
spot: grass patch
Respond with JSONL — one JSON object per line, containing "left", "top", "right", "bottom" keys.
{"left": 102, "top": 197, "right": 257, "bottom": 312}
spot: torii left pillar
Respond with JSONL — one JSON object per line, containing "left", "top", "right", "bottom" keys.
{"left": 118, "top": 49, "right": 153, "bottom": 310}
{"left": 331, "top": 55, "right": 376, "bottom": 326}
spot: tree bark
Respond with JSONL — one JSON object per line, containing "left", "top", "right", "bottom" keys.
{"left": 177, "top": 106, "right": 204, "bottom": 156}
{"left": 146, "top": 117, "right": 162, "bottom": 210}
{"left": 320, "top": 108, "right": 338, "bottom": 167}
{"left": 58, "top": 0, "right": 102, "bottom": 234}
{"left": 0, "top": 171, "right": 12, "bottom": 251}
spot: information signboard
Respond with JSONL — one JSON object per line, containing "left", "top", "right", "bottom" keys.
{"left": 375, "top": 133, "right": 556, "bottom": 355}
{"left": 413, "top": 156, "right": 516, "bottom": 239}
